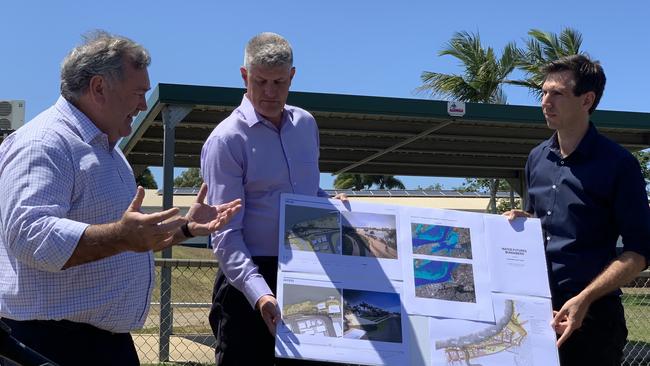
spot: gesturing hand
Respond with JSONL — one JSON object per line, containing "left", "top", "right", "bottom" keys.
{"left": 551, "top": 294, "right": 590, "bottom": 347}
{"left": 117, "top": 186, "right": 187, "bottom": 252}
{"left": 185, "top": 183, "right": 242, "bottom": 237}
{"left": 256, "top": 295, "right": 281, "bottom": 337}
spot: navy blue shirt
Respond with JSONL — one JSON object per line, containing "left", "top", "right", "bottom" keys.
{"left": 525, "top": 122, "right": 650, "bottom": 297}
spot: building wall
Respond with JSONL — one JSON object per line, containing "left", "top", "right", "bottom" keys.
{"left": 142, "top": 190, "right": 498, "bottom": 213}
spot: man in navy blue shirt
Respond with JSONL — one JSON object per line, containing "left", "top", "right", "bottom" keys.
{"left": 505, "top": 54, "right": 650, "bottom": 366}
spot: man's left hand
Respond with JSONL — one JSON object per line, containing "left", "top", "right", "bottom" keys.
{"left": 185, "top": 183, "right": 242, "bottom": 236}
{"left": 551, "top": 293, "right": 591, "bottom": 347}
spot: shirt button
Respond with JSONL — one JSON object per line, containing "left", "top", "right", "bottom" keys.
{"left": 560, "top": 160, "right": 565, "bottom": 165}
{"left": 546, "top": 236, "right": 551, "bottom": 241}
{"left": 552, "top": 185, "right": 557, "bottom": 189}
{"left": 547, "top": 210, "right": 552, "bottom": 216}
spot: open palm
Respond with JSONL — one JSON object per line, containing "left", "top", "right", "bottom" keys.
{"left": 186, "top": 183, "right": 242, "bottom": 236}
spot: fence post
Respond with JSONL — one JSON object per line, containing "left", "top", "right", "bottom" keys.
{"left": 159, "top": 105, "right": 192, "bottom": 362}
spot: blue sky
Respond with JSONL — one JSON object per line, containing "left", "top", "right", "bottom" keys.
{"left": 2, "top": 1, "right": 648, "bottom": 188}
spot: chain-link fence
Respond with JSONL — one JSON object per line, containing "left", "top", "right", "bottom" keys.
{"left": 137, "top": 259, "right": 650, "bottom": 366}
{"left": 135, "top": 259, "right": 218, "bottom": 365}
{"left": 623, "top": 271, "right": 650, "bottom": 366}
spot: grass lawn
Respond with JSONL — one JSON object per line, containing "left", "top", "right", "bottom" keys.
{"left": 155, "top": 246, "right": 215, "bottom": 260}
{"left": 151, "top": 246, "right": 218, "bottom": 303}
{"left": 622, "top": 292, "right": 650, "bottom": 343}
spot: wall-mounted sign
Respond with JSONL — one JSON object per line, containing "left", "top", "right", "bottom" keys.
{"left": 447, "top": 101, "right": 466, "bottom": 117}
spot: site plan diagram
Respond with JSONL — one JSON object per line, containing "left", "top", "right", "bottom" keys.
{"left": 430, "top": 293, "right": 559, "bottom": 366}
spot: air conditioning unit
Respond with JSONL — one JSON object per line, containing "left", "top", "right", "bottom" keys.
{"left": 0, "top": 100, "right": 25, "bottom": 130}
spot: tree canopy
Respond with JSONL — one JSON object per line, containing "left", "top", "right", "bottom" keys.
{"left": 333, "top": 173, "right": 405, "bottom": 190}
{"left": 633, "top": 151, "right": 650, "bottom": 189}
{"left": 174, "top": 168, "right": 203, "bottom": 188}
{"left": 135, "top": 168, "right": 158, "bottom": 189}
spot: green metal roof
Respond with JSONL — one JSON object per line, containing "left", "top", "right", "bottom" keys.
{"left": 120, "top": 83, "right": 650, "bottom": 179}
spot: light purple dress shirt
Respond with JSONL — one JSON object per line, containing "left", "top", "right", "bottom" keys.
{"left": 0, "top": 97, "right": 153, "bottom": 333}
{"left": 201, "top": 95, "right": 328, "bottom": 307}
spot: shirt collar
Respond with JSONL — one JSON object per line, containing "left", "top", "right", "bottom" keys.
{"left": 238, "top": 94, "right": 292, "bottom": 129}
{"left": 54, "top": 96, "right": 106, "bottom": 145}
{"left": 573, "top": 122, "right": 598, "bottom": 157}
{"left": 546, "top": 122, "right": 598, "bottom": 158}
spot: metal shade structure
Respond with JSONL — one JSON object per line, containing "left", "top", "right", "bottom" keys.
{"left": 120, "top": 83, "right": 650, "bottom": 183}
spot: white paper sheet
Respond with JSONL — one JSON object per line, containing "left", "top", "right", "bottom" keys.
{"left": 279, "top": 193, "right": 403, "bottom": 281}
{"left": 275, "top": 273, "right": 410, "bottom": 365}
{"left": 483, "top": 215, "right": 551, "bottom": 297}
{"left": 401, "top": 208, "right": 494, "bottom": 322}
{"left": 430, "top": 293, "right": 559, "bottom": 366}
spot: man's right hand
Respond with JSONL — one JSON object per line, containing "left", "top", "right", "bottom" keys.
{"left": 256, "top": 294, "right": 281, "bottom": 337}
{"left": 502, "top": 209, "right": 532, "bottom": 221}
{"left": 64, "top": 186, "right": 188, "bottom": 269}
{"left": 115, "top": 186, "right": 187, "bottom": 252}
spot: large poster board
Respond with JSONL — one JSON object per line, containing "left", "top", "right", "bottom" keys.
{"left": 276, "top": 194, "right": 559, "bottom": 366}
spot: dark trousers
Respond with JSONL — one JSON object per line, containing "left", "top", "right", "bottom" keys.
{"left": 553, "top": 294, "right": 628, "bottom": 366}
{"left": 209, "top": 256, "right": 342, "bottom": 366}
{"left": 0, "top": 318, "right": 139, "bottom": 366}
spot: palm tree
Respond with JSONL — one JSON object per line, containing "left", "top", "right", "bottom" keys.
{"left": 418, "top": 31, "right": 519, "bottom": 212}
{"left": 510, "top": 28, "right": 583, "bottom": 99}
{"left": 333, "top": 173, "right": 405, "bottom": 191}
{"left": 366, "top": 175, "right": 406, "bottom": 190}
{"left": 334, "top": 173, "right": 367, "bottom": 190}
{"left": 417, "top": 31, "right": 518, "bottom": 105}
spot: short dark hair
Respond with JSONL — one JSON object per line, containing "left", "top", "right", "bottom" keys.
{"left": 542, "top": 54, "right": 606, "bottom": 114}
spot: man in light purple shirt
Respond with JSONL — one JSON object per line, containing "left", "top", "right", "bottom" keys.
{"left": 0, "top": 31, "right": 240, "bottom": 366}
{"left": 201, "top": 33, "right": 341, "bottom": 365}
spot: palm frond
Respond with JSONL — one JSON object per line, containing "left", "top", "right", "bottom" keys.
{"left": 559, "top": 27, "right": 582, "bottom": 55}
{"left": 510, "top": 28, "right": 586, "bottom": 99}
{"left": 417, "top": 71, "right": 478, "bottom": 101}
{"left": 419, "top": 30, "right": 517, "bottom": 104}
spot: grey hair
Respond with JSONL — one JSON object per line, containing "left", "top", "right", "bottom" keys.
{"left": 60, "top": 30, "right": 151, "bottom": 102}
{"left": 243, "top": 32, "right": 293, "bottom": 69}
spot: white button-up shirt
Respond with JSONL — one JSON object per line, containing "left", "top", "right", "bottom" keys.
{"left": 0, "top": 97, "right": 153, "bottom": 333}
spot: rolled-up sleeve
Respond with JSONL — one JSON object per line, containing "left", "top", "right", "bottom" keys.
{"left": 201, "top": 135, "right": 272, "bottom": 308}
{"left": 0, "top": 138, "right": 89, "bottom": 272}
{"left": 614, "top": 155, "right": 650, "bottom": 267}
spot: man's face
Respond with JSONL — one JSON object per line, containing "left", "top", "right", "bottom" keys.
{"left": 102, "top": 63, "right": 150, "bottom": 143}
{"left": 241, "top": 64, "right": 295, "bottom": 125}
{"left": 541, "top": 70, "right": 592, "bottom": 131}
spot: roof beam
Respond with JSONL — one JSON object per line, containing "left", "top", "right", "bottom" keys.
{"left": 333, "top": 120, "right": 455, "bottom": 175}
